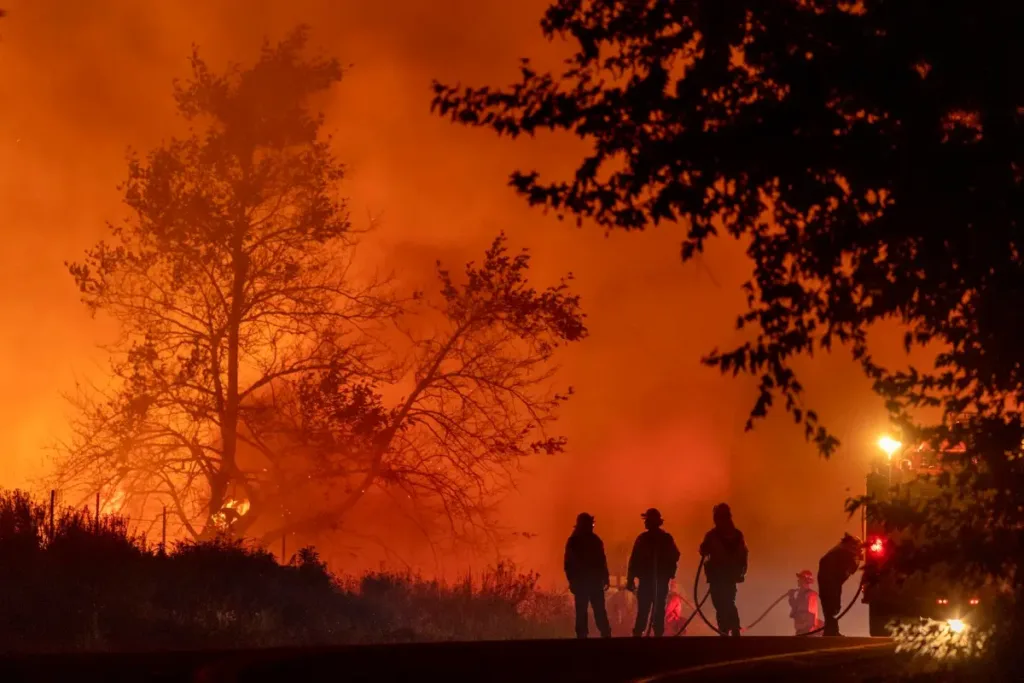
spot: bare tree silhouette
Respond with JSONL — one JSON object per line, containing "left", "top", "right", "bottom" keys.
{"left": 57, "top": 29, "right": 586, "bottom": 552}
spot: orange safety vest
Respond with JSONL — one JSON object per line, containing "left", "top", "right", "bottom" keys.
{"left": 790, "top": 588, "right": 824, "bottom": 634}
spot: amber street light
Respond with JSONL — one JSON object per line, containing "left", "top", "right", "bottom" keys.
{"left": 877, "top": 435, "right": 903, "bottom": 486}
{"left": 877, "top": 436, "right": 902, "bottom": 459}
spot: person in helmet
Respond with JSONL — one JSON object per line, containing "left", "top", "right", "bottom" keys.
{"left": 698, "top": 503, "right": 748, "bottom": 637}
{"left": 626, "top": 508, "right": 680, "bottom": 637}
{"left": 789, "top": 570, "right": 824, "bottom": 635}
{"left": 817, "top": 533, "right": 863, "bottom": 636}
{"left": 564, "top": 512, "right": 612, "bottom": 638}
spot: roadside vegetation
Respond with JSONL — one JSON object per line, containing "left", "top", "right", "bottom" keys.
{"left": 0, "top": 490, "right": 572, "bottom": 652}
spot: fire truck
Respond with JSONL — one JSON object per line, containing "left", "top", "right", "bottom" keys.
{"left": 862, "top": 434, "right": 994, "bottom": 636}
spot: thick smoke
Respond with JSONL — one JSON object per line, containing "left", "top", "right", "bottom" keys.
{"left": 0, "top": 0, "right": 906, "bottom": 634}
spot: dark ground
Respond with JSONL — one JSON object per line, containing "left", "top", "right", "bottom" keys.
{"left": 638, "top": 639, "right": 903, "bottom": 682}
{"left": 0, "top": 637, "right": 897, "bottom": 683}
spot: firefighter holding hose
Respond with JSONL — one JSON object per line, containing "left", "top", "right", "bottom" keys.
{"left": 817, "top": 533, "right": 862, "bottom": 636}
{"left": 699, "top": 503, "right": 748, "bottom": 637}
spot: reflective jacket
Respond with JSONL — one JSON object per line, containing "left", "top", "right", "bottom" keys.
{"left": 789, "top": 587, "right": 824, "bottom": 634}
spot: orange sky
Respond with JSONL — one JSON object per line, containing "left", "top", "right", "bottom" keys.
{"left": 0, "top": 0, "right": 907, "bottom": 634}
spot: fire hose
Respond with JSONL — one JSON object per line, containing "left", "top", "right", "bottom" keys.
{"left": 670, "top": 588, "right": 784, "bottom": 636}
{"left": 684, "top": 555, "right": 867, "bottom": 637}
{"left": 672, "top": 588, "right": 710, "bottom": 636}
{"left": 638, "top": 588, "right": 710, "bottom": 637}
{"left": 647, "top": 583, "right": 807, "bottom": 636}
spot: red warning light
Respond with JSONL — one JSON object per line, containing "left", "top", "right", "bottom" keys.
{"left": 969, "top": 598, "right": 980, "bottom": 606}
{"left": 936, "top": 598, "right": 949, "bottom": 605}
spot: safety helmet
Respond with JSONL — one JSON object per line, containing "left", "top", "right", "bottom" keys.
{"left": 713, "top": 502, "right": 732, "bottom": 521}
{"left": 841, "top": 533, "right": 862, "bottom": 548}
{"left": 576, "top": 512, "right": 595, "bottom": 527}
{"left": 641, "top": 508, "right": 664, "bottom": 525}
{"left": 796, "top": 570, "right": 814, "bottom": 583}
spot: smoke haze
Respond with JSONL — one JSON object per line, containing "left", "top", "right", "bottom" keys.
{"left": 0, "top": 0, "right": 909, "bottom": 634}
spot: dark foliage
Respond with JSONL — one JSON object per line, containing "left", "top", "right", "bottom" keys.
{"left": 0, "top": 490, "right": 570, "bottom": 652}
{"left": 432, "top": 0, "right": 1024, "bottom": 455}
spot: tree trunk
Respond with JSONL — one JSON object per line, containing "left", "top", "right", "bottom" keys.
{"left": 202, "top": 227, "right": 249, "bottom": 537}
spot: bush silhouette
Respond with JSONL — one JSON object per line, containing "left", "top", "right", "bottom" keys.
{"left": 0, "top": 490, "right": 571, "bottom": 651}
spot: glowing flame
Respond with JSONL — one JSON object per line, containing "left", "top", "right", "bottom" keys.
{"left": 869, "top": 538, "right": 884, "bottom": 555}
{"left": 225, "top": 498, "right": 250, "bottom": 516}
{"left": 211, "top": 498, "right": 250, "bottom": 528}
{"left": 947, "top": 619, "right": 966, "bottom": 634}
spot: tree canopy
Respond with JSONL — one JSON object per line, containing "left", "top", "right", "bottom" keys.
{"left": 59, "top": 28, "right": 587, "bottom": 554}
{"left": 432, "top": 0, "right": 1024, "bottom": 457}
{"left": 64, "top": 27, "right": 377, "bottom": 538}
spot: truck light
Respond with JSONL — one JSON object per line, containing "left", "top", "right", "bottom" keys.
{"left": 969, "top": 598, "right": 980, "bottom": 606}
{"left": 947, "top": 618, "right": 966, "bottom": 633}
{"left": 936, "top": 598, "right": 948, "bottom": 605}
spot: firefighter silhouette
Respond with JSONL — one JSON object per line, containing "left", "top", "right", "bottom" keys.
{"left": 699, "top": 503, "right": 748, "bottom": 637}
{"left": 563, "top": 512, "right": 612, "bottom": 638}
{"left": 626, "top": 508, "right": 680, "bottom": 637}
{"left": 817, "top": 533, "right": 862, "bottom": 636}
{"left": 789, "top": 570, "right": 824, "bottom": 635}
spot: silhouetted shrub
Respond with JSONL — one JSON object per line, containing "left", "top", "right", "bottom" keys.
{"left": 0, "top": 490, "right": 571, "bottom": 652}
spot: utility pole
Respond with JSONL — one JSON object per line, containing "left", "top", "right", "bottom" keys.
{"left": 48, "top": 490, "right": 55, "bottom": 541}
